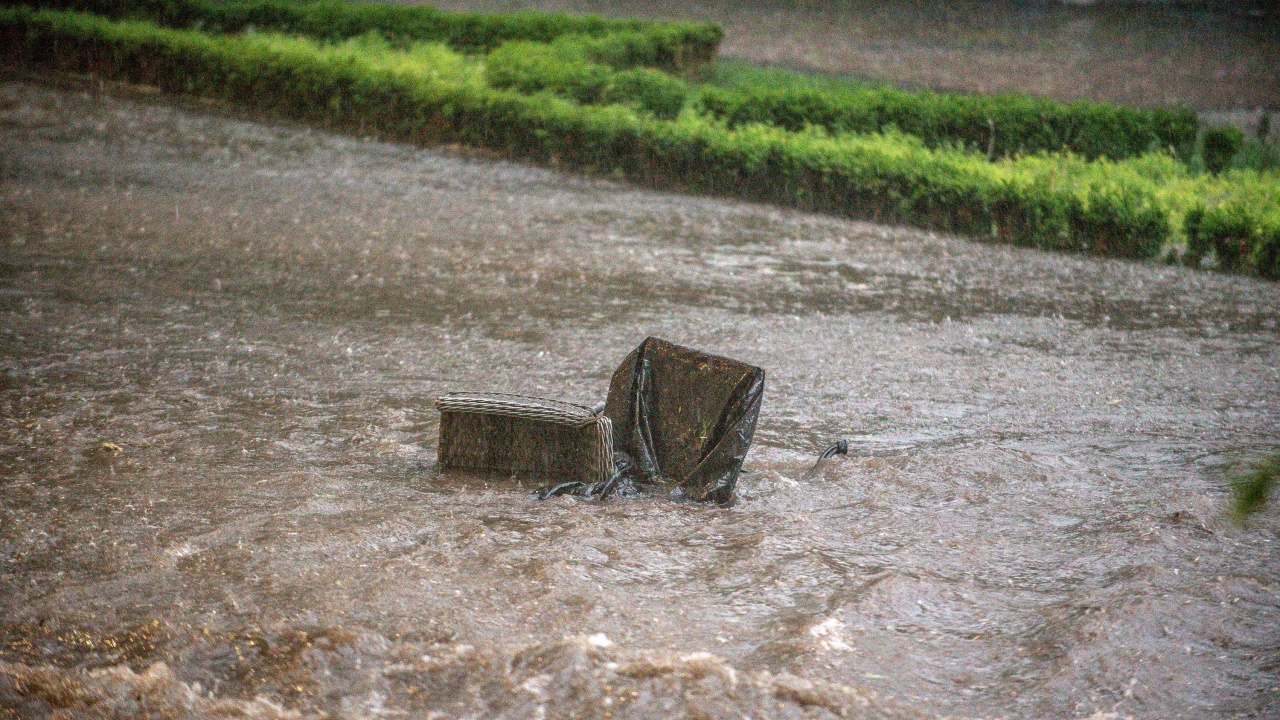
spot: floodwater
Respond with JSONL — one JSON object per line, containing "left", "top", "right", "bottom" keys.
{"left": 1, "top": 75, "right": 1278, "bottom": 719}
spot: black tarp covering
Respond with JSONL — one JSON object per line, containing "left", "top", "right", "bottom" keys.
{"left": 603, "top": 337, "right": 765, "bottom": 504}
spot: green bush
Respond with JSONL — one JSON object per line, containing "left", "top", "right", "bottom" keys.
{"left": 1066, "top": 182, "right": 1170, "bottom": 259}
{"left": 1202, "top": 125, "right": 1245, "bottom": 174}
{"left": 1184, "top": 201, "right": 1280, "bottom": 278}
{"left": 484, "top": 41, "right": 688, "bottom": 118}
{"left": 1257, "top": 230, "right": 1280, "bottom": 280}
{"left": 601, "top": 67, "right": 687, "bottom": 119}
{"left": 1232, "top": 137, "right": 1280, "bottom": 172}
{"left": 0, "top": 0, "right": 722, "bottom": 70}
{"left": 1182, "top": 206, "right": 1215, "bottom": 267}
{"left": 561, "top": 24, "right": 716, "bottom": 71}
{"left": 484, "top": 40, "right": 610, "bottom": 103}
{"left": 696, "top": 84, "right": 1198, "bottom": 163}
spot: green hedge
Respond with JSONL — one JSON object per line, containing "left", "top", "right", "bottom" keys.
{"left": 1201, "top": 125, "right": 1245, "bottom": 175}
{"left": 484, "top": 39, "right": 689, "bottom": 118}
{"left": 0, "top": 0, "right": 723, "bottom": 70}
{"left": 485, "top": 40, "right": 611, "bottom": 103}
{"left": 561, "top": 24, "right": 716, "bottom": 72}
{"left": 603, "top": 67, "right": 687, "bottom": 120}
{"left": 0, "top": 6, "right": 1182, "bottom": 264}
{"left": 1185, "top": 203, "right": 1280, "bottom": 279}
{"left": 697, "top": 85, "right": 1198, "bottom": 163}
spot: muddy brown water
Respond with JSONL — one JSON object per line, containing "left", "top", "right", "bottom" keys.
{"left": 1, "top": 76, "right": 1279, "bottom": 719}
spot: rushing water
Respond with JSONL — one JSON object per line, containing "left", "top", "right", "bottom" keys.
{"left": 1, "top": 76, "right": 1278, "bottom": 719}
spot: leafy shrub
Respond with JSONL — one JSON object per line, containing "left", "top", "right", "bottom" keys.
{"left": 258, "top": 31, "right": 485, "bottom": 87}
{"left": 1187, "top": 203, "right": 1255, "bottom": 270}
{"left": 1202, "top": 124, "right": 1245, "bottom": 174}
{"left": 1256, "top": 228, "right": 1280, "bottom": 280}
{"left": 1065, "top": 182, "right": 1170, "bottom": 259}
{"left": 562, "top": 25, "right": 717, "bottom": 71}
{"left": 485, "top": 40, "right": 688, "bottom": 118}
{"left": 601, "top": 67, "right": 687, "bottom": 119}
{"left": 485, "top": 40, "right": 610, "bottom": 103}
{"left": 696, "top": 84, "right": 1198, "bottom": 163}
{"left": 1232, "top": 137, "right": 1280, "bottom": 172}
{"left": 1184, "top": 201, "right": 1280, "bottom": 278}
{"left": 1182, "top": 206, "right": 1215, "bottom": 267}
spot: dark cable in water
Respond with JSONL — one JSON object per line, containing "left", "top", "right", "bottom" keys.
{"left": 594, "top": 467, "right": 623, "bottom": 499}
{"left": 540, "top": 441, "right": 848, "bottom": 500}
{"left": 799, "top": 439, "right": 849, "bottom": 480}
{"left": 819, "top": 439, "right": 848, "bottom": 460}
{"left": 538, "top": 464, "right": 628, "bottom": 500}
{"left": 537, "top": 481, "right": 588, "bottom": 499}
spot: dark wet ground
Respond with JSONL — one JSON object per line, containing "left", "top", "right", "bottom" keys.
{"left": 1, "top": 75, "right": 1279, "bottom": 719}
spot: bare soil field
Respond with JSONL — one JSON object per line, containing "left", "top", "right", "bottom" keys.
{"left": 431, "top": 0, "right": 1280, "bottom": 112}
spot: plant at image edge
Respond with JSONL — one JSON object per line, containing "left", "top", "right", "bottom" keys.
{"left": 1232, "top": 455, "right": 1279, "bottom": 518}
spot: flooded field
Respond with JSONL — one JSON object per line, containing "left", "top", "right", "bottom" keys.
{"left": 434, "top": 0, "right": 1280, "bottom": 112}
{"left": 2, "top": 75, "right": 1279, "bottom": 719}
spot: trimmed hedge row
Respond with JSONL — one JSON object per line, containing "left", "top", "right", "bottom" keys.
{"left": 0, "top": 0, "right": 723, "bottom": 70}
{"left": 697, "top": 84, "right": 1199, "bottom": 163}
{"left": 0, "top": 6, "right": 1178, "bottom": 264}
